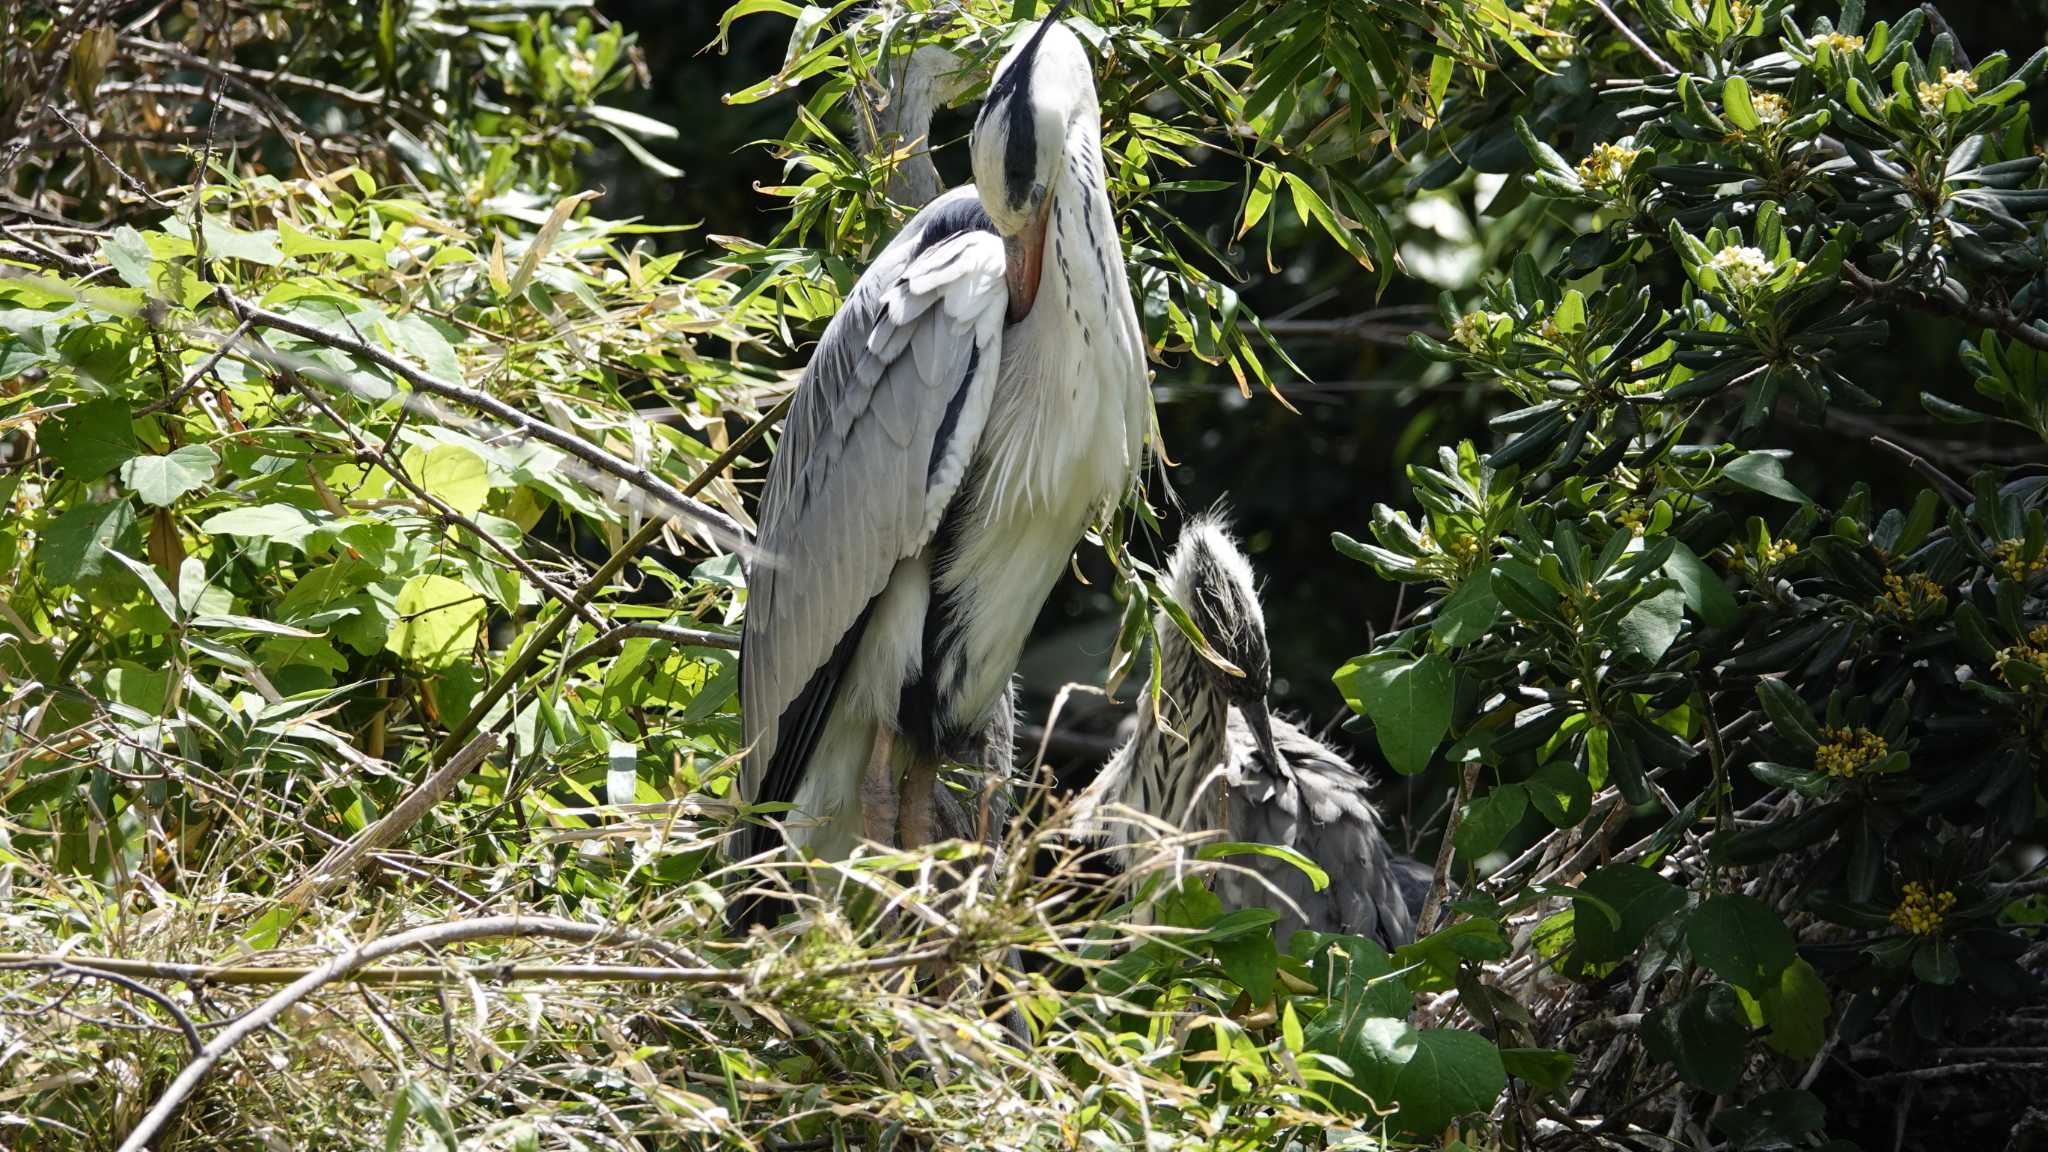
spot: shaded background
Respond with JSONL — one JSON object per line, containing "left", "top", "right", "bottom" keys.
{"left": 595, "top": 0, "right": 2048, "bottom": 847}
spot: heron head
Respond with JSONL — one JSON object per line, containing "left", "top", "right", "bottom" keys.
{"left": 1165, "top": 513, "right": 1273, "bottom": 707}
{"left": 970, "top": 4, "right": 1093, "bottom": 320}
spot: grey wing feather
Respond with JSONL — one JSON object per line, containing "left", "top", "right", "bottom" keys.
{"left": 1222, "top": 712, "right": 1418, "bottom": 949}
{"left": 740, "top": 188, "right": 1008, "bottom": 816}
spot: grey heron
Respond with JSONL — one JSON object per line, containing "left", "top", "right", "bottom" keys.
{"left": 738, "top": 4, "right": 1148, "bottom": 872}
{"left": 1082, "top": 516, "right": 1427, "bottom": 950}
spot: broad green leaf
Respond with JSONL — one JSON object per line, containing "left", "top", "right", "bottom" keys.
{"left": 101, "top": 226, "right": 155, "bottom": 289}
{"left": 1333, "top": 651, "right": 1454, "bottom": 775}
{"left": 1433, "top": 570, "right": 1499, "bottom": 648}
{"left": 1643, "top": 982, "right": 1748, "bottom": 1094}
{"left": 40, "top": 500, "right": 135, "bottom": 585}
{"left": 1324, "top": 1020, "right": 1507, "bottom": 1136}
{"left": 1454, "top": 783, "right": 1526, "bottom": 859}
{"left": 1616, "top": 587, "right": 1685, "bottom": 663}
{"left": 1663, "top": 542, "right": 1737, "bottom": 629}
{"left": 1568, "top": 864, "right": 1688, "bottom": 968}
{"left": 1757, "top": 957, "right": 1830, "bottom": 1057}
{"left": 200, "top": 504, "right": 334, "bottom": 552}
{"left": 1523, "top": 760, "right": 1592, "bottom": 827}
{"left": 44, "top": 397, "right": 139, "bottom": 482}
{"left": 1722, "top": 75, "right": 1761, "bottom": 131}
{"left": 1712, "top": 1089, "right": 1827, "bottom": 1148}
{"left": 405, "top": 443, "right": 490, "bottom": 518}
{"left": 1723, "top": 453, "right": 1812, "bottom": 504}
{"left": 1214, "top": 927, "right": 1277, "bottom": 1004}
{"left": 1687, "top": 893, "right": 1799, "bottom": 993}
{"left": 120, "top": 445, "right": 219, "bottom": 507}
{"left": 386, "top": 574, "right": 485, "bottom": 669}
{"left": 1499, "top": 1048, "right": 1574, "bottom": 1097}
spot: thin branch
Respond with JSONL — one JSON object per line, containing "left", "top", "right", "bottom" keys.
{"left": 1417, "top": 761, "right": 1480, "bottom": 937}
{"left": 563, "top": 622, "right": 741, "bottom": 669}
{"left": 1864, "top": 433, "right": 1974, "bottom": 506}
{"left": 275, "top": 731, "right": 500, "bottom": 908}
{"left": 1843, "top": 260, "right": 2048, "bottom": 354}
{"left": 212, "top": 288, "right": 750, "bottom": 546}
{"left": 1588, "top": 0, "right": 1676, "bottom": 76}
{"left": 110, "top": 914, "right": 851, "bottom": 1152}
{"left": 431, "top": 393, "right": 790, "bottom": 763}
{"left": 0, "top": 960, "right": 204, "bottom": 1056}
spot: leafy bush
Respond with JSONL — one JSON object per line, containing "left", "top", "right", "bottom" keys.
{"left": 0, "top": 0, "right": 2044, "bottom": 1149}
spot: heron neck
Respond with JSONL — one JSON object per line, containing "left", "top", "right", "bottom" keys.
{"left": 1115, "top": 617, "right": 1231, "bottom": 829}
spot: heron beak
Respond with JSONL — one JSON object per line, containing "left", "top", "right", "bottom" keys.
{"left": 1241, "top": 699, "right": 1281, "bottom": 772}
{"left": 1005, "top": 190, "right": 1051, "bottom": 322}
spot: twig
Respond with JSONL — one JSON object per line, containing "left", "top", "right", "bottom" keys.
{"left": 0, "top": 960, "right": 204, "bottom": 1056}
{"left": 563, "top": 622, "right": 741, "bottom": 669}
{"left": 1864, "top": 434, "right": 1974, "bottom": 506}
{"left": 274, "top": 731, "right": 500, "bottom": 907}
{"left": 212, "top": 288, "right": 749, "bottom": 545}
{"left": 1843, "top": 260, "right": 2048, "bottom": 354}
{"left": 1418, "top": 761, "right": 1481, "bottom": 937}
{"left": 431, "top": 394, "right": 790, "bottom": 764}
{"left": 112, "top": 914, "right": 895, "bottom": 1152}
{"left": 1587, "top": 0, "right": 1676, "bottom": 76}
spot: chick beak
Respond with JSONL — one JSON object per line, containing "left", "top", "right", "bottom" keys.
{"left": 1004, "top": 189, "right": 1051, "bottom": 322}
{"left": 1241, "top": 698, "right": 1281, "bottom": 773}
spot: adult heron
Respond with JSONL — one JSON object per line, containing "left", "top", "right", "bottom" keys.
{"left": 739, "top": 4, "right": 1147, "bottom": 868}
{"left": 1081, "top": 516, "right": 1428, "bottom": 950}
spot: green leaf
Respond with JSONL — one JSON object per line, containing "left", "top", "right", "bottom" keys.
{"left": 40, "top": 500, "right": 135, "bottom": 586}
{"left": 105, "top": 550, "right": 180, "bottom": 622}
{"left": 1642, "top": 982, "right": 1749, "bottom": 1094}
{"left": 401, "top": 1080, "right": 459, "bottom": 1152}
{"left": 44, "top": 397, "right": 139, "bottom": 482}
{"left": 1433, "top": 571, "right": 1499, "bottom": 648}
{"left": 1213, "top": 928, "right": 1277, "bottom": 1005}
{"left": 1524, "top": 760, "right": 1592, "bottom": 827}
{"left": 405, "top": 443, "right": 490, "bottom": 518}
{"left": 1552, "top": 289, "right": 1586, "bottom": 335}
{"left": 1333, "top": 652, "right": 1454, "bottom": 775}
{"left": 1757, "top": 957, "right": 1831, "bottom": 1057}
{"left": 1756, "top": 677, "right": 1823, "bottom": 753}
{"left": 120, "top": 445, "right": 219, "bottom": 507}
{"left": 1687, "top": 894, "right": 1799, "bottom": 993}
{"left": 1724, "top": 453, "right": 1812, "bottom": 504}
{"left": 1238, "top": 164, "right": 1280, "bottom": 240}
{"left": 1327, "top": 1021, "right": 1507, "bottom": 1135}
{"left": 200, "top": 504, "right": 334, "bottom": 552}
{"left": 386, "top": 574, "right": 485, "bottom": 669}
{"left": 101, "top": 226, "right": 156, "bottom": 289}
{"left": 1663, "top": 542, "right": 1737, "bottom": 629}
{"left": 1912, "top": 937, "right": 1960, "bottom": 985}
{"left": 1455, "top": 784, "right": 1526, "bottom": 859}
{"left": 1499, "top": 1048, "right": 1574, "bottom": 1098}
{"left": 1712, "top": 1088, "right": 1827, "bottom": 1148}
{"left": 1722, "top": 75, "right": 1761, "bottom": 131}
{"left": 1569, "top": 864, "right": 1689, "bottom": 967}
{"left": 1616, "top": 587, "right": 1685, "bottom": 663}
{"left": 1199, "top": 841, "right": 1329, "bottom": 892}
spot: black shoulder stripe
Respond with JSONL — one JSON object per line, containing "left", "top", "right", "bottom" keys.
{"left": 927, "top": 342, "right": 981, "bottom": 481}
{"left": 914, "top": 196, "right": 996, "bottom": 254}
{"left": 742, "top": 596, "right": 879, "bottom": 862}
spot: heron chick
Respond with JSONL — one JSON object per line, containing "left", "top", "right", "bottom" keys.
{"left": 1084, "top": 516, "right": 1425, "bottom": 950}
{"left": 738, "top": 3, "right": 1147, "bottom": 876}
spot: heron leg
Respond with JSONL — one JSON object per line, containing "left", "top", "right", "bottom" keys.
{"left": 897, "top": 757, "right": 939, "bottom": 849}
{"left": 860, "top": 725, "right": 899, "bottom": 845}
